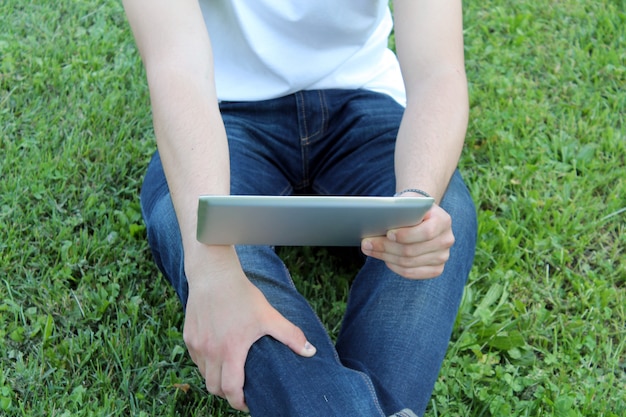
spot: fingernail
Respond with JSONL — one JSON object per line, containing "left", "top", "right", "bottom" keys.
{"left": 304, "top": 341, "right": 316, "bottom": 356}
{"left": 387, "top": 231, "right": 397, "bottom": 242}
{"left": 362, "top": 240, "right": 373, "bottom": 251}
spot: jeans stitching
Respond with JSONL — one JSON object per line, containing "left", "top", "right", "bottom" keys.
{"left": 318, "top": 89, "right": 328, "bottom": 137}
{"left": 355, "top": 369, "right": 387, "bottom": 417}
{"left": 296, "top": 91, "right": 308, "bottom": 140}
{"left": 299, "top": 91, "right": 326, "bottom": 143}
{"left": 279, "top": 261, "right": 340, "bottom": 361}
{"left": 279, "top": 255, "right": 386, "bottom": 416}
{"left": 298, "top": 90, "right": 329, "bottom": 190}
{"left": 390, "top": 409, "right": 419, "bottom": 417}
{"left": 293, "top": 91, "right": 308, "bottom": 189}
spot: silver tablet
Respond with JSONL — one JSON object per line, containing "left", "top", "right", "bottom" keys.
{"left": 197, "top": 195, "right": 434, "bottom": 246}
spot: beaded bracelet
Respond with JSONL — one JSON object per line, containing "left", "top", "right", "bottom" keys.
{"left": 394, "top": 188, "right": 433, "bottom": 198}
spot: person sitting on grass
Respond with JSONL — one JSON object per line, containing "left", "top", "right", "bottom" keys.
{"left": 122, "top": 0, "right": 477, "bottom": 416}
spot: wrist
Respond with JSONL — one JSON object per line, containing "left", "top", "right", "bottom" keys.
{"left": 394, "top": 188, "right": 433, "bottom": 199}
{"left": 183, "top": 242, "right": 241, "bottom": 284}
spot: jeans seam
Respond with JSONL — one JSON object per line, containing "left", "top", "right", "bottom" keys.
{"left": 317, "top": 89, "right": 328, "bottom": 137}
{"left": 296, "top": 91, "right": 308, "bottom": 140}
{"left": 298, "top": 91, "right": 326, "bottom": 144}
{"left": 355, "top": 369, "right": 387, "bottom": 417}
{"left": 279, "top": 261, "right": 339, "bottom": 357}
{"left": 390, "top": 409, "right": 419, "bottom": 417}
{"left": 278, "top": 182, "right": 293, "bottom": 196}
{"left": 295, "top": 92, "right": 310, "bottom": 188}
{"left": 297, "top": 90, "right": 330, "bottom": 191}
{"left": 279, "top": 258, "right": 388, "bottom": 416}
{"left": 280, "top": 262, "right": 385, "bottom": 416}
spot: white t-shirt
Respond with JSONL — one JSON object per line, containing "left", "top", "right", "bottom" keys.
{"left": 198, "top": 0, "right": 406, "bottom": 105}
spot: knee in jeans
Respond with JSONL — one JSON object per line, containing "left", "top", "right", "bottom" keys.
{"left": 143, "top": 196, "right": 188, "bottom": 303}
{"left": 441, "top": 172, "right": 477, "bottom": 241}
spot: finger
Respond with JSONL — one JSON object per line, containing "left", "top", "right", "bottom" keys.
{"left": 363, "top": 221, "right": 454, "bottom": 261}
{"left": 362, "top": 237, "right": 451, "bottom": 279}
{"left": 266, "top": 312, "right": 316, "bottom": 358}
{"left": 203, "top": 358, "right": 225, "bottom": 399}
{"left": 385, "top": 261, "right": 446, "bottom": 280}
{"left": 187, "top": 349, "right": 205, "bottom": 378}
{"left": 362, "top": 235, "right": 436, "bottom": 259}
{"left": 390, "top": 209, "right": 452, "bottom": 244}
{"left": 361, "top": 235, "right": 392, "bottom": 256}
{"left": 186, "top": 341, "right": 226, "bottom": 398}
{"left": 185, "top": 341, "right": 223, "bottom": 397}
{"left": 221, "top": 355, "right": 249, "bottom": 412}
{"left": 380, "top": 246, "right": 451, "bottom": 270}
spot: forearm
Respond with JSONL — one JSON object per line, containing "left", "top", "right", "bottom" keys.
{"left": 394, "top": 70, "right": 468, "bottom": 202}
{"left": 123, "top": 0, "right": 238, "bottom": 275}
{"left": 146, "top": 65, "right": 238, "bottom": 276}
{"left": 150, "top": 68, "right": 228, "bottom": 235}
{"left": 124, "top": 0, "right": 238, "bottom": 276}
{"left": 392, "top": 0, "right": 468, "bottom": 203}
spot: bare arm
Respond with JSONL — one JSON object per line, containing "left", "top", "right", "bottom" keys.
{"left": 393, "top": 0, "right": 469, "bottom": 202}
{"left": 123, "top": 0, "right": 229, "bottom": 260}
{"left": 123, "top": 0, "right": 315, "bottom": 411}
{"left": 361, "top": 0, "right": 468, "bottom": 278}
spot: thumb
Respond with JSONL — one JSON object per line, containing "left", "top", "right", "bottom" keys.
{"left": 268, "top": 313, "right": 317, "bottom": 358}
{"left": 421, "top": 206, "right": 435, "bottom": 222}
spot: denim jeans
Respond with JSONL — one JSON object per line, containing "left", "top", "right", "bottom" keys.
{"left": 140, "top": 89, "right": 477, "bottom": 417}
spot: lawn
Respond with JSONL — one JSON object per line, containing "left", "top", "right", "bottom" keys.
{"left": 1, "top": 0, "right": 624, "bottom": 416}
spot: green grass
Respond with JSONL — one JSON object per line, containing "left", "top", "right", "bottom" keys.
{"left": 1, "top": 0, "right": 624, "bottom": 415}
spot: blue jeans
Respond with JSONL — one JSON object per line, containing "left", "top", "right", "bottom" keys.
{"left": 140, "top": 89, "right": 477, "bottom": 417}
